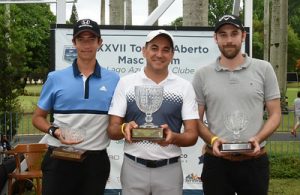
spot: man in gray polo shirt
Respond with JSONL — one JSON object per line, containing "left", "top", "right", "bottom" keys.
{"left": 192, "top": 14, "right": 281, "bottom": 195}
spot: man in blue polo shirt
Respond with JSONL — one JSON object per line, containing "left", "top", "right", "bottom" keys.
{"left": 32, "top": 19, "right": 119, "bottom": 195}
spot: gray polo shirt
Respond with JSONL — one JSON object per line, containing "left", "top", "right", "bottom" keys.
{"left": 192, "top": 54, "right": 280, "bottom": 143}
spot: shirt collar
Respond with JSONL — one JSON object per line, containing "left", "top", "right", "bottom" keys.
{"left": 139, "top": 66, "right": 176, "bottom": 83}
{"left": 72, "top": 59, "right": 102, "bottom": 78}
{"left": 215, "top": 54, "right": 251, "bottom": 71}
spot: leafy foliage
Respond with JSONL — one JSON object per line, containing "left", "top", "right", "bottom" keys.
{"left": 288, "top": 0, "right": 300, "bottom": 36}
{"left": 287, "top": 27, "right": 300, "bottom": 72}
{"left": 270, "top": 155, "right": 300, "bottom": 178}
{"left": 0, "top": 4, "right": 54, "bottom": 136}
{"left": 208, "top": 0, "right": 234, "bottom": 26}
{"left": 68, "top": 3, "right": 79, "bottom": 24}
{"left": 252, "top": 18, "right": 264, "bottom": 60}
{"left": 170, "top": 17, "right": 182, "bottom": 27}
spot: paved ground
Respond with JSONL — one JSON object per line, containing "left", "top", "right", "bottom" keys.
{"left": 268, "top": 132, "right": 300, "bottom": 141}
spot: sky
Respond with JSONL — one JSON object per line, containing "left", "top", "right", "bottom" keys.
{"left": 50, "top": 0, "right": 183, "bottom": 25}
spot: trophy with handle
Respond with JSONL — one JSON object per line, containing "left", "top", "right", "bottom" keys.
{"left": 220, "top": 111, "right": 253, "bottom": 153}
{"left": 132, "top": 85, "right": 164, "bottom": 141}
{"left": 51, "top": 124, "right": 87, "bottom": 161}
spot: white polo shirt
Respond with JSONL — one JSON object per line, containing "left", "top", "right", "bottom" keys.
{"left": 108, "top": 69, "right": 199, "bottom": 160}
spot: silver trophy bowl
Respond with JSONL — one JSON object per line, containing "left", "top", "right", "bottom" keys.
{"left": 135, "top": 85, "right": 164, "bottom": 128}
{"left": 132, "top": 85, "right": 164, "bottom": 141}
{"left": 221, "top": 111, "right": 253, "bottom": 153}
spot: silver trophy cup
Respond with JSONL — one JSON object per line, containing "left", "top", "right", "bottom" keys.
{"left": 51, "top": 124, "right": 87, "bottom": 161}
{"left": 132, "top": 85, "right": 164, "bottom": 141}
{"left": 221, "top": 111, "right": 253, "bottom": 153}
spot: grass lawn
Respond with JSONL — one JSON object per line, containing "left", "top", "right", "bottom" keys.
{"left": 19, "top": 85, "right": 42, "bottom": 112}
{"left": 24, "top": 84, "right": 43, "bottom": 94}
{"left": 286, "top": 82, "right": 300, "bottom": 108}
{"left": 16, "top": 85, "right": 42, "bottom": 135}
{"left": 269, "top": 178, "right": 300, "bottom": 195}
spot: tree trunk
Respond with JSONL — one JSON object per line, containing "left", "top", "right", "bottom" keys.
{"left": 125, "top": 0, "right": 132, "bottom": 25}
{"left": 263, "top": 0, "right": 270, "bottom": 61}
{"left": 148, "top": 0, "right": 158, "bottom": 26}
{"left": 269, "top": 0, "right": 288, "bottom": 96}
{"left": 279, "top": 0, "right": 288, "bottom": 94}
{"left": 183, "top": 0, "right": 208, "bottom": 26}
{"left": 100, "top": 0, "right": 105, "bottom": 25}
{"left": 109, "top": 0, "right": 124, "bottom": 25}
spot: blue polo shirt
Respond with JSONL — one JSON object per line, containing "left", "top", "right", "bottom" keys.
{"left": 38, "top": 60, "right": 119, "bottom": 150}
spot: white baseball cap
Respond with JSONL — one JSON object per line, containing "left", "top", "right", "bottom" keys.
{"left": 146, "top": 29, "right": 174, "bottom": 48}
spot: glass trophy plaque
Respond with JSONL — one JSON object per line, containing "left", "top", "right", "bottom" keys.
{"left": 220, "top": 111, "right": 253, "bottom": 153}
{"left": 132, "top": 85, "right": 164, "bottom": 141}
{"left": 51, "top": 125, "right": 87, "bottom": 161}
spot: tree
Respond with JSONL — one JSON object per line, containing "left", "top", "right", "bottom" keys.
{"left": 12, "top": 4, "right": 55, "bottom": 77}
{"left": 287, "top": 27, "right": 300, "bottom": 72}
{"left": 0, "top": 4, "right": 55, "bottom": 136}
{"left": 252, "top": 18, "right": 264, "bottom": 60}
{"left": 171, "top": 17, "right": 183, "bottom": 27}
{"left": 69, "top": 3, "right": 79, "bottom": 24}
{"left": 0, "top": 5, "right": 27, "bottom": 136}
{"left": 208, "top": 0, "right": 234, "bottom": 26}
{"left": 288, "top": 0, "right": 300, "bottom": 36}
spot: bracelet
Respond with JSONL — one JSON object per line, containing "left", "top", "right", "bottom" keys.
{"left": 48, "top": 126, "right": 59, "bottom": 139}
{"left": 121, "top": 123, "right": 127, "bottom": 135}
{"left": 210, "top": 136, "right": 219, "bottom": 146}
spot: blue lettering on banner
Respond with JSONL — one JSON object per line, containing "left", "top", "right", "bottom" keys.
{"left": 100, "top": 44, "right": 126, "bottom": 52}
{"left": 175, "top": 45, "right": 209, "bottom": 54}
{"left": 118, "top": 56, "right": 144, "bottom": 64}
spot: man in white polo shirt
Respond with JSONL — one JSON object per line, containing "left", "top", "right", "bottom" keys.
{"left": 108, "top": 29, "right": 199, "bottom": 195}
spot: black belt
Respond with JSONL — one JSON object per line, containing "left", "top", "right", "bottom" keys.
{"left": 48, "top": 146, "right": 107, "bottom": 154}
{"left": 125, "top": 153, "right": 180, "bottom": 168}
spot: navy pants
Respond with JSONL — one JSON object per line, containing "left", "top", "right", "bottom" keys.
{"left": 201, "top": 153, "right": 269, "bottom": 195}
{"left": 41, "top": 147, "right": 110, "bottom": 195}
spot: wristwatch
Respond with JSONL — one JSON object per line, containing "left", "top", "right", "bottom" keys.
{"left": 48, "top": 126, "right": 59, "bottom": 139}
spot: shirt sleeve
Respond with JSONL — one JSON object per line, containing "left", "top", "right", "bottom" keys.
{"left": 108, "top": 79, "right": 128, "bottom": 117}
{"left": 37, "top": 72, "right": 56, "bottom": 111}
{"left": 181, "top": 81, "right": 199, "bottom": 120}
{"left": 192, "top": 69, "right": 205, "bottom": 106}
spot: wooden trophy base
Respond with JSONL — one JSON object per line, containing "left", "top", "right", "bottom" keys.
{"left": 51, "top": 146, "right": 87, "bottom": 162}
{"left": 220, "top": 142, "right": 253, "bottom": 153}
{"left": 131, "top": 127, "right": 164, "bottom": 141}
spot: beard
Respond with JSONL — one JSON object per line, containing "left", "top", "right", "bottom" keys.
{"left": 218, "top": 44, "right": 241, "bottom": 59}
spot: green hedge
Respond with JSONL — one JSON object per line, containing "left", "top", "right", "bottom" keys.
{"left": 270, "top": 155, "right": 300, "bottom": 178}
